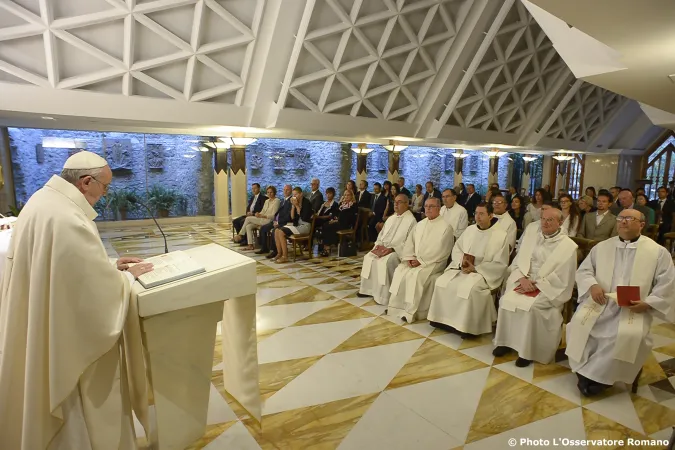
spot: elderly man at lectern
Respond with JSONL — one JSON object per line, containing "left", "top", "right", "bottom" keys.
{"left": 0, "top": 151, "right": 154, "bottom": 449}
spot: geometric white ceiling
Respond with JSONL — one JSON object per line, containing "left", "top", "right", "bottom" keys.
{"left": 277, "top": 0, "right": 475, "bottom": 122}
{"left": 0, "top": 0, "right": 264, "bottom": 104}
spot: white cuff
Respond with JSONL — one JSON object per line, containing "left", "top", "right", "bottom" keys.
{"left": 123, "top": 270, "right": 135, "bottom": 285}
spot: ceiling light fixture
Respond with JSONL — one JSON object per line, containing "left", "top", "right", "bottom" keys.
{"left": 42, "top": 137, "right": 87, "bottom": 149}
{"left": 383, "top": 140, "right": 408, "bottom": 152}
{"left": 450, "top": 149, "right": 469, "bottom": 159}
{"left": 552, "top": 153, "right": 574, "bottom": 161}
{"left": 351, "top": 143, "right": 374, "bottom": 155}
{"left": 522, "top": 156, "right": 538, "bottom": 162}
{"left": 41, "top": 116, "right": 55, "bottom": 120}
{"left": 219, "top": 136, "right": 257, "bottom": 147}
{"left": 484, "top": 149, "right": 507, "bottom": 158}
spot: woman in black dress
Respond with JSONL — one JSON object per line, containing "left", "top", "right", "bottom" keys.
{"left": 509, "top": 195, "right": 526, "bottom": 235}
{"left": 320, "top": 190, "right": 358, "bottom": 256}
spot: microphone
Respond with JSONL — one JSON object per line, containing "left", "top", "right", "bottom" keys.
{"left": 126, "top": 194, "right": 169, "bottom": 254}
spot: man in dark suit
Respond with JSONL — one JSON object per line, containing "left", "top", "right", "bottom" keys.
{"left": 356, "top": 180, "right": 372, "bottom": 209}
{"left": 610, "top": 189, "right": 653, "bottom": 226}
{"left": 308, "top": 178, "right": 324, "bottom": 213}
{"left": 398, "top": 177, "right": 411, "bottom": 198}
{"left": 254, "top": 184, "right": 292, "bottom": 258}
{"left": 609, "top": 186, "right": 621, "bottom": 209}
{"left": 232, "top": 183, "right": 267, "bottom": 244}
{"left": 422, "top": 181, "right": 441, "bottom": 205}
{"left": 648, "top": 186, "right": 675, "bottom": 243}
{"left": 463, "top": 183, "right": 481, "bottom": 217}
{"left": 367, "top": 183, "right": 388, "bottom": 241}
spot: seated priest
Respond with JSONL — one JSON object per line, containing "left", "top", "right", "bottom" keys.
{"left": 514, "top": 202, "right": 556, "bottom": 252}
{"left": 234, "top": 185, "right": 280, "bottom": 250}
{"left": 440, "top": 188, "right": 468, "bottom": 239}
{"left": 272, "top": 186, "right": 313, "bottom": 263}
{"left": 491, "top": 193, "right": 517, "bottom": 250}
{"left": 566, "top": 209, "right": 675, "bottom": 397}
{"left": 357, "top": 194, "right": 417, "bottom": 305}
{"left": 428, "top": 202, "right": 510, "bottom": 338}
{"left": 232, "top": 183, "right": 267, "bottom": 245}
{"left": 386, "top": 197, "right": 455, "bottom": 322}
{"left": 493, "top": 208, "right": 578, "bottom": 368}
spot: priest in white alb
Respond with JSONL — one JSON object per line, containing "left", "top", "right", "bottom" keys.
{"left": 493, "top": 208, "right": 577, "bottom": 367}
{"left": 428, "top": 202, "right": 510, "bottom": 338}
{"left": 566, "top": 209, "right": 675, "bottom": 397}
{"left": 491, "top": 193, "right": 517, "bottom": 250}
{"left": 357, "top": 194, "right": 417, "bottom": 305}
{"left": 386, "top": 197, "right": 454, "bottom": 322}
{"left": 440, "top": 188, "right": 468, "bottom": 239}
{"left": 0, "top": 151, "right": 154, "bottom": 449}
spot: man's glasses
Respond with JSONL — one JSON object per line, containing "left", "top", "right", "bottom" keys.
{"left": 80, "top": 175, "right": 110, "bottom": 193}
{"left": 616, "top": 216, "right": 642, "bottom": 223}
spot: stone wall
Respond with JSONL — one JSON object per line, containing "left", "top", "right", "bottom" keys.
{"left": 8, "top": 128, "right": 214, "bottom": 219}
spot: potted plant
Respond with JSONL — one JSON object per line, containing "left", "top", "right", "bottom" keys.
{"left": 148, "top": 185, "right": 178, "bottom": 218}
{"left": 108, "top": 188, "right": 139, "bottom": 220}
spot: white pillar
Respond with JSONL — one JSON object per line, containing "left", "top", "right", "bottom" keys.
{"left": 521, "top": 161, "right": 531, "bottom": 196}
{"left": 387, "top": 151, "right": 400, "bottom": 183}
{"left": 229, "top": 145, "right": 247, "bottom": 218}
{"left": 453, "top": 157, "right": 463, "bottom": 187}
{"left": 214, "top": 148, "right": 229, "bottom": 222}
{"left": 488, "top": 156, "right": 499, "bottom": 186}
{"left": 542, "top": 156, "right": 553, "bottom": 189}
{"left": 355, "top": 152, "right": 367, "bottom": 186}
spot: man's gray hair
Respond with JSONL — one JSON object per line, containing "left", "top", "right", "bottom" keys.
{"left": 311, "top": 178, "right": 320, "bottom": 185}
{"left": 426, "top": 197, "right": 441, "bottom": 207}
{"left": 60, "top": 167, "right": 104, "bottom": 186}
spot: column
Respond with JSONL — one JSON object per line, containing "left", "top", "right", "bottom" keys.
{"left": 0, "top": 128, "right": 16, "bottom": 213}
{"left": 355, "top": 152, "right": 368, "bottom": 186}
{"left": 229, "top": 145, "right": 247, "bottom": 219}
{"left": 505, "top": 157, "right": 514, "bottom": 190}
{"left": 541, "top": 155, "right": 553, "bottom": 189}
{"left": 213, "top": 148, "right": 229, "bottom": 222}
{"left": 453, "top": 157, "right": 463, "bottom": 187}
{"left": 555, "top": 160, "right": 568, "bottom": 197}
{"left": 387, "top": 151, "right": 400, "bottom": 183}
{"left": 488, "top": 156, "right": 499, "bottom": 185}
{"left": 521, "top": 160, "right": 531, "bottom": 196}
{"left": 339, "top": 143, "right": 352, "bottom": 193}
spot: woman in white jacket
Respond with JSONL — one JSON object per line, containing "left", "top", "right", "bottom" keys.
{"left": 235, "top": 186, "right": 280, "bottom": 250}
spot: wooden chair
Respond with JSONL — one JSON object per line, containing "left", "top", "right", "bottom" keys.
{"left": 357, "top": 207, "right": 373, "bottom": 251}
{"left": 288, "top": 217, "right": 317, "bottom": 262}
{"left": 646, "top": 224, "right": 659, "bottom": 241}
{"left": 337, "top": 211, "right": 360, "bottom": 259}
{"left": 664, "top": 231, "right": 675, "bottom": 253}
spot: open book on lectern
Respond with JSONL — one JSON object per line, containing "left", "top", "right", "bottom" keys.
{"left": 128, "top": 251, "right": 206, "bottom": 289}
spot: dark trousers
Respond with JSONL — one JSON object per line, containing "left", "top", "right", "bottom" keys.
{"left": 259, "top": 221, "right": 275, "bottom": 253}
{"left": 658, "top": 221, "right": 672, "bottom": 244}
{"left": 233, "top": 215, "right": 246, "bottom": 234}
{"left": 368, "top": 215, "right": 382, "bottom": 242}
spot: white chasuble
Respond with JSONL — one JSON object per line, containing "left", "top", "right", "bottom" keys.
{"left": 387, "top": 216, "right": 454, "bottom": 322}
{"left": 428, "top": 223, "right": 510, "bottom": 335}
{"left": 566, "top": 236, "right": 675, "bottom": 385}
{"left": 494, "top": 213, "right": 517, "bottom": 250}
{"left": 0, "top": 175, "right": 142, "bottom": 450}
{"left": 493, "top": 230, "right": 578, "bottom": 363}
{"left": 440, "top": 204, "right": 468, "bottom": 238}
{"left": 360, "top": 210, "right": 417, "bottom": 305}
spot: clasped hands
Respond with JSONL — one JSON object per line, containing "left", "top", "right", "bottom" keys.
{"left": 116, "top": 256, "right": 154, "bottom": 279}
{"left": 514, "top": 276, "right": 537, "bottom": 294}
{"left": 370, "top": 245, "right": 393, "bottom": 258}
{"left": 461, "top": 262, "right": 476, "bottom": 274}
{"left": 589, "top": 284, "right": 651, "bottom": 313}
{"left": 407, "top": 258, "right": 421, "bottom": 268}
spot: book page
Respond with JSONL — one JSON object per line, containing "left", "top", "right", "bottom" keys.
{"left": 128, "top": 251, "right": 204, "bottom": 287}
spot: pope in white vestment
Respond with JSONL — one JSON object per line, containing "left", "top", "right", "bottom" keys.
{"left": 0, "top": 152, "right": 154, "bottom": 450}
{"left": 494, "top": 208, "right": 578, "bottom": 367}
{"left": 387, "top": 197, "right": 454, "bottom": 322}
{"left": 440, "top": 188, "right": 468, "bottom": 239}
{"left": 566, "top": 209, "right": 675, "bottom": 396}
{"left": 428, "top": 203, "right": 510, "bottom": 336}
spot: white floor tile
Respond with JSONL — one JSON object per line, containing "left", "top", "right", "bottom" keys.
{"left": 300, "top": 277, "right": 330, "bottom": 286}
{"left": 257, "top": 318, "right": 376, "bottom": 364}
{"left": 315, "top": 283, "right": 351, "bottom": 292}
{"left": 584, "top": 391, "right": 645, "bottom": 434}
{"left": 636, "top": 384, "right": 658, "bottom": 403}
{"left": 494, "top": 361, "right": 534, "bottom": 383}
{"left": 464, "top": 408, "right": 587, "bottom": 450}
{"left": 650, "top": 426, "right": 675, "bottom": 441}
{"left": 256, "top": 300, "right": 337, "bottom": 331}
{"left": 534, "top": 372, "right": 582, "bottom": 406}
{"left": 387, "top": 367, "right": 491, "bottom": 444}
{"left": 207, "top": 383, "right": 238, "bottom": 425}
{"left": 361, "top": 304, "right": 387, "bottom": 316}
{"left": 460, "top": 344, "right": 496, "bottom": 366}
{"left": 256, "top": 286, "right": 306, "bottom": 306}
{"left": 212, "top": 362, "right": 223, "bottom": 371}
{"left": 653, "top": 351, "right": 673, "bottom": 363}
{"left": 404, "top": 322, "right": 435, "bottom": 337}
{"left": 203, "top": 421, "right": 262, "bottom": 450}
{"left": 431, "top": 333, "right": 463, "bottom": 350}
{"left": 342, "top": 295, "right": 371, "bottom": 307}
{"left": 262, "top": 339, "right": 425, "bottom": 415}
{"left": 381, "top": 314, "right": 407, "bottom": 326}
{"left": 338, "top": 392, "right": 458, "bottom": 450}
{"left": 256, "top": 274, "right": 283, "bottom": 284}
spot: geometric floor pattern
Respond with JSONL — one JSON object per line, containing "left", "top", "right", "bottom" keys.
{"left": 100, "top": 221, "right": 675, "bottom": 449}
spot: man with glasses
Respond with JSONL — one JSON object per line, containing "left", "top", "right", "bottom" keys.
{"left": 491, "top": 193, "right": 517, "bottom": 250}
{"left": 387, "top": 197, "right": 454, "bottom": 323}
{"left": 440, "top": 188, "right": 468, "bottom": 239}
{"left": 358, "top": 194, "right": 416, "bottom": 305}
{"left": 493, "top": 208, "right": 578, "bottom": 368}
{"left": 429, "top": 202, "right": 510, "bottom": 338}
{"left": 0, "top": 151, "right": 154, "bottom": 449}
{"left": 567, "top": 209, "right": 675, "bottom": 397}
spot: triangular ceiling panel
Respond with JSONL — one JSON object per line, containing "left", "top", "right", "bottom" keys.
{"left": 293, "top": 77, "right": 327, "bottom": 108}
{"left": 53, "top": 0, "right": 117, "bottom": 20}
{"left": 0, "top": 70, "right": 30, "bottom": 84}
{"left": 146, "top": 5, "right": 196, "bottom": 45}
{"left": 132, "top": 76, "right": 173, "bottom": 99}
{"left": 68, "top": 19, "right": 125, "bottom": 61}
{"left": 0, "top": 34, "right": 48, "bottom": 78}
{"left": 202, "top": 91, "right": 237, "bottom": 104}
{"left": 383, "top": 19, "right": 411, "bottom": 54}
{"left": 192, "top": 59, "right": 232, "bottom": 93}
{"left": 306, "top": 0, "right": 345, "bottom": 35}
{"left": 75, "top": 76, "right": 123, "bottom": 95}
{"left": 10, "top": 0, "right": 40, "bottom": 16}
{"left": 133, "top": 19, "right": 185, "bottom": 62}
{"left": 206, "top": 47, "right": 246, "bottom": 78}
{"left": 340, "top": 65, "right": 369, "bottom": 93}
{"left": 142, "top": 59, "right": 188, "bottom": 94}
{"left": 201, "top": 2, "right": 250, "bottom": 45}
{"left": 56, "top": 36, "right": 112, "bottom": 79}
{"left": 307, "top": 33, "right": 341, "bottom": 68}
{"left": 340, "top": 32, "right": 372, "bottom": 64}
{"left": 0, "top": 9, "right": 29, "bottom": 28}
{"left": 355, "top": 0, "right": 390, "bottom": 19}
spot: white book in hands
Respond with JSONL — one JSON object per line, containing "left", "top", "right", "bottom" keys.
{"left": 128, "top": 251, "right": 206, "bottom": 289}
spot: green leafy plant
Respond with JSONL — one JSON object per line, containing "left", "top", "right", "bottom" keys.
{"left": 8, "top": 203, "right": 23, "bottom": 217}
{"left": 107, "top": 188, "right": 140, "bottom": 212}
{"left": 147, "top": 185, "right": 178, "bottom": 217}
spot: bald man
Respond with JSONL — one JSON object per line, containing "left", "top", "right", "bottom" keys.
{"left": 567, "top": 209, "right": 675, "bottom": 397}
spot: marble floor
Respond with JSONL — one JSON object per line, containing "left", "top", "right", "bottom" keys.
{"left": 101, "top": 223, "right": 675, "bottom": 450}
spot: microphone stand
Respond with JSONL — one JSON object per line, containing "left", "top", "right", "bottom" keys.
{"left": 129, "top": 196, "right": 169, "bottom": 254}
